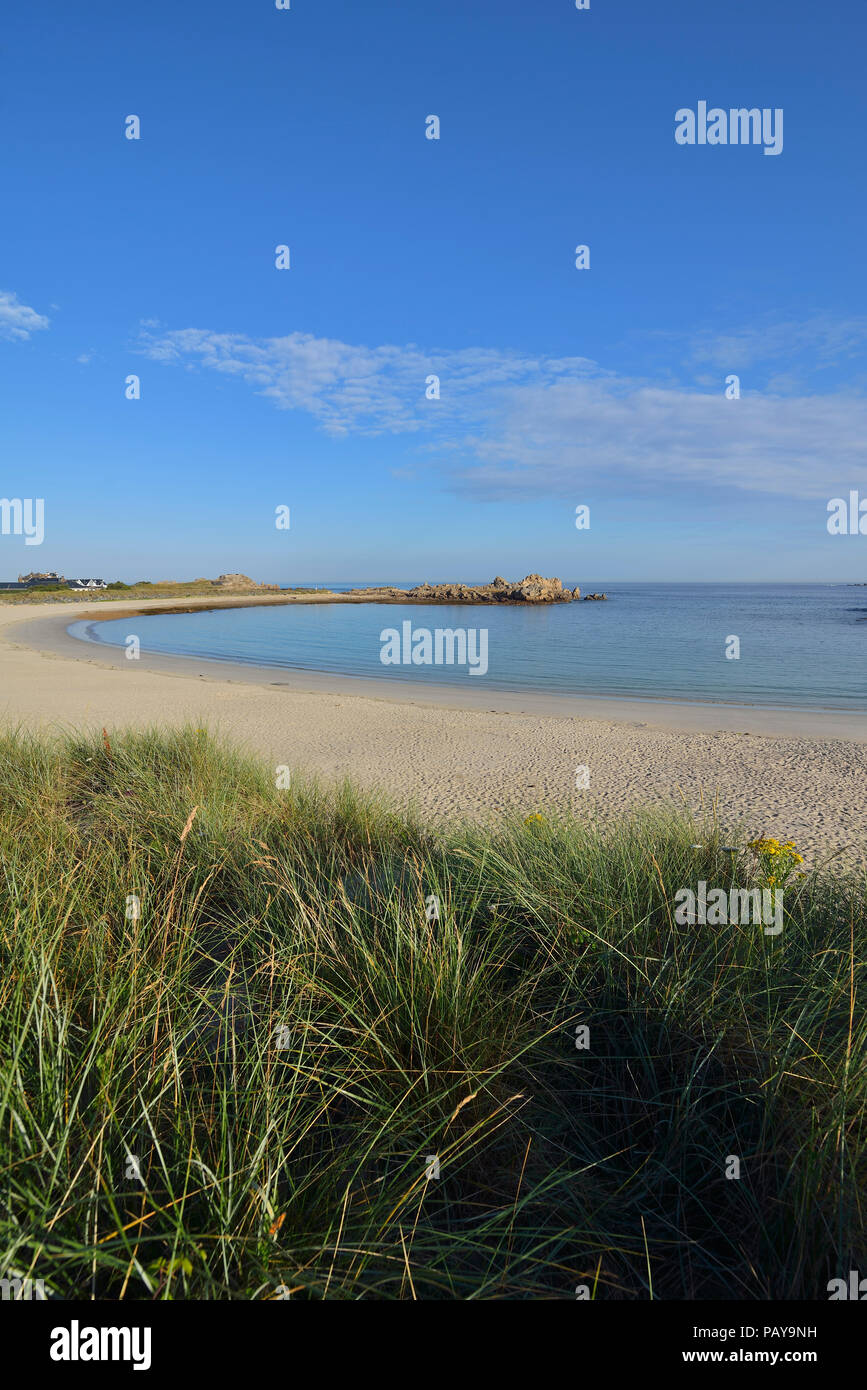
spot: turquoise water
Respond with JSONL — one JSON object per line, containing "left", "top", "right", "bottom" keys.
{"left": 68, "top": 583, "right": 867, "bottom": 710}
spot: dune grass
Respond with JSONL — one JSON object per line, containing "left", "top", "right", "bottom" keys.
{"left": 0, "top": 725, "right": 864, "bottom": 1300}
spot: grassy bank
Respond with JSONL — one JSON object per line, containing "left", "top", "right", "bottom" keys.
{"left": 0, "top": 582, "right": 322, "bottom": 606}
{"left": 0, "top": 727, "right": 864, "bottom": 1300}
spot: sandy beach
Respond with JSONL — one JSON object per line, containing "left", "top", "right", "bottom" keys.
{"left": 1, "top": 594, "right": 866, "bottom": 865}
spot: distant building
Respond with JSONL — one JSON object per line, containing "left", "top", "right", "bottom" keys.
{"left": 0, "top": 573, "right": 106, "bottom": 592}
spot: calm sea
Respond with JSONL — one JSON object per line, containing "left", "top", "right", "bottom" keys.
{"left": 68, "top": 582, "right": 867, "bottom": 710}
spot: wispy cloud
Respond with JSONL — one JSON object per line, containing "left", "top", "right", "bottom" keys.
{"left": 136, "top": 319, "right": 867, "bottom": 502}
{"left": 449, "top": 381, "right": 867, "bottom": 501}
{"left": 0, "top": 290, "right": 49, "bottom": 342}
{"left": 687, "top": 314, "right": 867, "bottom": 372}
{"left": 136, "top": 322, "right": 600, "bottom": 435}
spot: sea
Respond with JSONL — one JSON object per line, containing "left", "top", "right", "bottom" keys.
{"left": 67, "top": 582, "right": 867, "bottom": 711}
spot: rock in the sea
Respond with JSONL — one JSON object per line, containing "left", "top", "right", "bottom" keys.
{"left": 583, "top": 592, "right": 608, "bottom": 600}
{"left": 342, "top": 575, "right": 604, "bottom": 605}
{"left": 403, "top": 574, "right": 574, "bottom": 604}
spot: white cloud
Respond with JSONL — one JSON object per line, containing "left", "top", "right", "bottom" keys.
{"left": 0, "top": 291, "right": 49, "bottom": 341}
{"left": 449, "top": 380, "right": 867, "bottom": 501}
{"left": 136, "top": 322, "right": 599, "bottom": 435}
{"left": 687, "top": 314, "right": 867, "bottom": 371}
{"left": 137, "top": 320, "right": 867, "bottom": 502}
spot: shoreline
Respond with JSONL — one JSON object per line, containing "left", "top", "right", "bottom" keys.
{"left": 1, "top": 596, "right": 866, "bottom": 862}
{"left": 7, "top": 597, "right": 867, "bottom": 736}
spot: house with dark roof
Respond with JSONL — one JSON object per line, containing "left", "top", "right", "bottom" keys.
{"left": 0, "top": 573, "right": 106, "bottom": 591}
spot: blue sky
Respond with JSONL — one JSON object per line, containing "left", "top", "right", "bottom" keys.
{"left": 1, "top": 0, "right": 865, "bottom": 583}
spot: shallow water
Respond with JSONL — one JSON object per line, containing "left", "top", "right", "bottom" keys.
{"left": 68, "top": 582, "right": 867, "bottom": 710}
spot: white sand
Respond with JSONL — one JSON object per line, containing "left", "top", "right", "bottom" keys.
{"left": 1, "top": 595, "right": 866, "bottom": 865}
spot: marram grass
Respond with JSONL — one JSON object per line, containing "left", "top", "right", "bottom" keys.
{"left": 0, "top": 725, "right": 864, "bottom": 1300}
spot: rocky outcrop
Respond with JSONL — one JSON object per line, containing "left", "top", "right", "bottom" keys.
{"left": 346, "top": 575, "right": 579, "bottom": 604}
{"left": 583, "top": 592, "right": 608, "bottom": 600}
{"left": 210, "top": 574, "right": 279, "bottom": 591}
